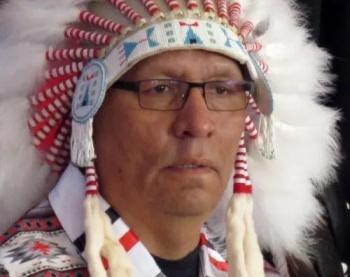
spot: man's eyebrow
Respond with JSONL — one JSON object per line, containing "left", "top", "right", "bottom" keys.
{"left": 207, "top": 64, "right": 243, "bottom": 78}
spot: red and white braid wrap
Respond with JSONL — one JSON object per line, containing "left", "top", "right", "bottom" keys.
{"left": 245, "top": 115, "right": 258, "bottom": 140}
{"left": 84, "top": 164, "right": 134, "bottom": 277}
{"left": 226, "top": 126, "right": 264, "bottom": 277}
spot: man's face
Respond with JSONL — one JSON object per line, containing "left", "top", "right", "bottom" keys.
{"left": 94, "top": 50, "right": 246, "bottom": 220}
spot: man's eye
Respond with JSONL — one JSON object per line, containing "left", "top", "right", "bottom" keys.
{"left": 145, "top": 84, "right": 171, "bottom": 94}
{"left": 214, "top": 86, "right": 230, "bottom": 95}
{"left": 154, "top": 85, "right": 169, "bottom": 93}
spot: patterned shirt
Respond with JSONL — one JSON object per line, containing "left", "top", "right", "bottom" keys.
{"left": 0, "top": 165, "right": 280, "bottom": 277}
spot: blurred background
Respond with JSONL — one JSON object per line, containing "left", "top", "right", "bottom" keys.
{"left": 296, "top": 0, "right": 350, "bottom": 275}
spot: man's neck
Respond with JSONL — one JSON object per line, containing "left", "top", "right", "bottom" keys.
{"left": 135, "top": 213, "right": 201, "bottom": 260}
{"left": 121, "top": 207, "right": 204, "bottom": 260}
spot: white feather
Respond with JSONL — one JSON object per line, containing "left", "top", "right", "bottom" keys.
{"left": 0, "top": 43, "right": 46, "bottom": 98}
{"left": 208, "top": 0, "right": 340, "bottom": 264}
{"left": 0, "top": 0, "right": 341, "bottom": 269}
{"left": 240, "top": 0, "right": 268, "bottom": 26}
{"left": 0, "top": 0, "right": 91, "bottom": 234}
{"left": 0, "top": 98, "right": 54, "bottom": 234}
{"left": 0, "top": 0, "right": 84, "bottom": 44}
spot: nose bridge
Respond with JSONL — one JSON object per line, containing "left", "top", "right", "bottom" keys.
{"left": 182, "top": 82, "right": 206, "bottom": 108}
{"left": 183, "top": 84, "right": 208, "bottom": 112}
{"left": 187, "top": 81, "right": 205, "bottom": 91}
{"left": 173, "top": 84, "right": 214, "bottom": 138}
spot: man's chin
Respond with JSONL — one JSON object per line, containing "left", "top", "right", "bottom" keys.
{"left": 148, "top": 178, "right": 225, "bottom": 218}
{"left": 162, "top": 208, "right": 211, "bottom": 218}
{"left": 159, "top": 194, "right": 218, "bottom": 218}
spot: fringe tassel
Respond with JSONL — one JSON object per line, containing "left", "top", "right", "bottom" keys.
{"left": 84, "top": 194, "right": 133, "bottom": 276}
{"left": 101, "top": 212, "right": 134, "bottom": 277}
{"left": 226, "top": 194, "right": 265, "bottom": 277}
{"left": 85, "top": 195, "right": 108, "bottom": 277}
{"left": 257, "top": 115, "right": 276, "bottom": 160}
{"left": 226, "top": 194, "right": 249, "bottom": 277}
{"left": 71, "top": 119, "right": 95, "bottom": 167}
{"left": 243, "top": 196, "right": 265, "bottom": 277}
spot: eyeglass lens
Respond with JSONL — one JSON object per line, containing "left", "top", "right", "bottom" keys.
{"left": 138, "top": 79, "right": 252, "bottom": 111}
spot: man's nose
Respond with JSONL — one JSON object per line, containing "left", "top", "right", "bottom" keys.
{"left": 172, "top": 88, "right": 215, "bottom": 138}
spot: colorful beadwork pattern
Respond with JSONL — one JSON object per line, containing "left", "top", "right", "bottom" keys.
{"left": 105, "top": 18, "right": 250, "bottom": 85}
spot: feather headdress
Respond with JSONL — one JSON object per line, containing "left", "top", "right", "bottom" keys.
{"left": 0, "top": 0, "right": 339, "bottom": 275}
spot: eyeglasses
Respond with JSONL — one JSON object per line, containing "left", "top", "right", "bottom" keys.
{"left": 111, "top": 79, "right": 255, "bottom": 111}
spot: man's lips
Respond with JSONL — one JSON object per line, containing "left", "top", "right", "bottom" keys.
{"left": 164, "top": 159, "right": 216, "bottom": 173}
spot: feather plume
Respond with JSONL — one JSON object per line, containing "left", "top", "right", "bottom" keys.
{"left": 0, "top": 0, "right": 341, "bottom": 268}
{"left": 207, "top": 0, "right": 340, "bottom": 264}
{"left": 0, "top": 98, "right": 54, "bottom": 233}
{"left": 0, "top": 0, "right": 85, "bottom": 44}
{"left": 0, "top": 43, "right": 46, "bottom": 98}
{"left": 240, "top": 0, "right": 267, "bottom": 25}
{"left": 0, "top": 0, "right": 93, "bottom": 233}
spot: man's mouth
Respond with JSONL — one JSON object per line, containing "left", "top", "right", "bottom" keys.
{"left": 173, "top": 164, "right": 205, "bottom": 169}
{"left": 165, "top": 160, "right": 216, "bottom": 173}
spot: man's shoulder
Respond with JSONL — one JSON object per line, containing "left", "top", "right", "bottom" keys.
{"left": 0, "top": 201, "right": 88, "bottom": 277}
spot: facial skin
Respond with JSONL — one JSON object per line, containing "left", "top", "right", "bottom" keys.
{"left": 93, "top": 50, "right": 246, "bottom": 259}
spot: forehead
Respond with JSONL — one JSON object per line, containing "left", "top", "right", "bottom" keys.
{"left": 120, "top": 50, "right": 243, "bottom": 81}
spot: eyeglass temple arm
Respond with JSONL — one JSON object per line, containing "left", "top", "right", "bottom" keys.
{"left": 110, "top": 81, "right": 140, "bottom": 93}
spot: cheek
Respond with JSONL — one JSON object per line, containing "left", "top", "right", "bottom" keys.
{"left": 216, "top": 113, "right": 246, "bottom": 175}
{"left": 96, "top": 105, "right": 171, "bottom": 184}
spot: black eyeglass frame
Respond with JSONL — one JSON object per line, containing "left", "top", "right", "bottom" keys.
{"left": 111, "top": 79, "right": 256, "bottom": 111}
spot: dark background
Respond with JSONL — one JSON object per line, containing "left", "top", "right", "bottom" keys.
{"left": 296, "top": 0, "right": 350, "bottom": 273}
